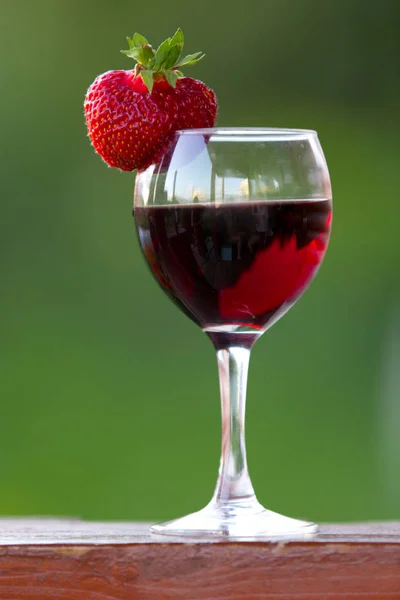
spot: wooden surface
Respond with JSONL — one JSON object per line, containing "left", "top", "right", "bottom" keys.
{"left": 0, "top": 519, "right": 400, "bottom": 599}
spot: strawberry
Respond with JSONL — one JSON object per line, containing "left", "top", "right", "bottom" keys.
{"left": 84, "top": 29, "right": 218, "bottom": 172}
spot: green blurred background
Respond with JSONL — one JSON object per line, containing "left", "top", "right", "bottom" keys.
{"left": 1, "top": 0, "right": 399, "bottom": 524}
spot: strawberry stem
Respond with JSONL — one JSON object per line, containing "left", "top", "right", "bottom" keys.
{"left": 121, "top": 28, "right": 205, "bottom": 93}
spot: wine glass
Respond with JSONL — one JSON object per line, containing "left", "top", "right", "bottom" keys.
{"left": 134, "top": 128, "right": 332, "bottom": 538}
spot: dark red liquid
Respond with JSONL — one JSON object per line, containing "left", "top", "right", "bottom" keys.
{"left": 135, "top": 200, "right": 331, "bottom": 340}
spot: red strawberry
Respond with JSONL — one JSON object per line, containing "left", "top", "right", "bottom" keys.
{"left": 84, "top": 29, "right": 217, "bottom": 172}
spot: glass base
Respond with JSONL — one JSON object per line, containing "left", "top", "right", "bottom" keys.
{"left": 150, "top": 499, "right": 318, "bottom": 539}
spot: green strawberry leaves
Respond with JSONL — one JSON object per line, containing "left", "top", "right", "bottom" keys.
{"left": 140, "top": 70, "right": 155, "bottom": 94}
{"left": 170, "top": 28, "right": 184, "bottom": 48}
{"left": 132, "top": 33, "right": 149, "bottom": 47}
{"left": 164, "top": 70, "right": 178, "bottom": 88}
{"left": 153, "top": 38, "right": 171, "bottom": 70}
{"left": 121, "top": 28, "right": 205, "bottom": 93}
{"left": 164, "top": 44, "right": 182, "bottom": 70}
{"left": 176, "top": 52, "right": 205, "bottom": 68}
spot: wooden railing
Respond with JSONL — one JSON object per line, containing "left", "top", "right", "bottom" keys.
{"left": 0, "top": 519, "right": 399, "bottom": 599}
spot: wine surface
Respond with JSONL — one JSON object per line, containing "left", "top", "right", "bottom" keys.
{"left": 135, "top": 200, "right": 332, "bottom": 334}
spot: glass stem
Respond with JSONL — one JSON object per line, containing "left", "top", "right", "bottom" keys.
{"left": 212, "top": 346, "right": 256, "bottom": 506}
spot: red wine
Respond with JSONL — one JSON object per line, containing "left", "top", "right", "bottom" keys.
{"left": 135, "top": 200, "right": 331, "bottom": 342}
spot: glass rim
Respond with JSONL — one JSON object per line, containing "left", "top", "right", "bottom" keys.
{"left": 175, "top": 127, "right": 318, "bottom": 139}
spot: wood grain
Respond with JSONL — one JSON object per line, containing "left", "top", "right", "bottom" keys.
{"left": 0, "top": 520, "right": 399, "bottom": 599}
